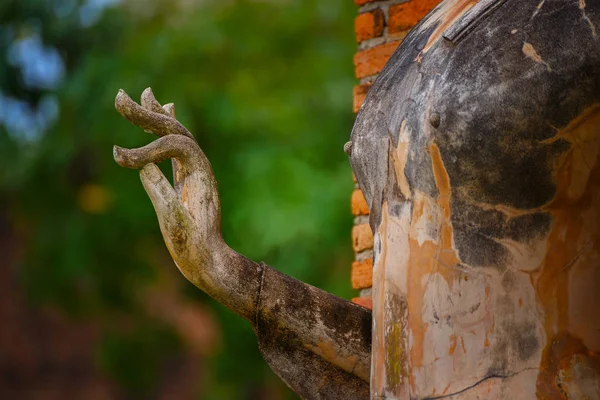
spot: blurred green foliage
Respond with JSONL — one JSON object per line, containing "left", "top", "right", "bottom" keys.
{"left": 1, "top": 0, "right": 357, "bottom": 397}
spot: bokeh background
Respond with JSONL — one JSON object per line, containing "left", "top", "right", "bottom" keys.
{"left": 0, "top": 0, "right": 357, "bottom": 398}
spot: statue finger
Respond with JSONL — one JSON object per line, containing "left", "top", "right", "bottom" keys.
{"left": 162, "top": 103, "right": 175, "bottom": 117}
{"left": 151, "top": 100, "right": 193, "bottom": 193}
{"left": 141, "top": 87, "right": 168, "bottom": 115}
{"left": 113, "top": 134, "right": 202, "bottom": 170}
{"left": 139, "top": 163, "right": 195, "bottom": 259}
{"left": 115, "top": 89, "right": 194, "bottom": 140}
{"left": 114, "top": 134, "right": 219, "bottom": 230}
{"left": 138, "top": 89, "right": 196, "bottom": 187}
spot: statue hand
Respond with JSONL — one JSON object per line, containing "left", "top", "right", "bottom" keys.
{"left": 113, "top": 88, "right": 224, "bottom": 286}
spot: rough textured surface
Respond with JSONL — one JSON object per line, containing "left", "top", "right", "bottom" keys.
{"left": 350, "top": 0, "right": 430, "bottom": 318}
{"left": 113, "top": 89, "right": 371, "bottom": 400}
{"left": 353, "top": 223, "right": 376, "bottom": 252}
{"left": 349, "top": 0, "right": 600, "bottom": 398}
{"left": 354, "top": 83, "right": 374, "bottom": 113}
{"left": 388, "top": 0, "right": 441, "bottom": 33}
{"left": 352, "top": 296, "right": 374, "bottom": 310}
{"left": 356, "top": 8, "right": 386, "bottom": 42}
{"left": 352, "top": 189, "right": 371, "bottom": 216}
{"left": 352, "top": 258, "right": 374, "bottom": 289}
{"left": 257, "top": 266, "right": 371, "bottom": 399}
{"left": 354, "top": 41, "right": 403, "bottom": 79}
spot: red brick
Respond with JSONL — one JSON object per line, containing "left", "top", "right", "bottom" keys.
{"left": 351, "top": 189, "right": 369, "bottom": 216}
{"left": 352, "top": 224, "right": 374, "bottom": 252}
{"left": 354, "top": 8, "right": 385, "bottom": 42}
{"left": 353, "top": 41, "right": 401, "bottom": 79}
{"left": 351, "top": 258, "right": 373, "bottom": 290}
{"left": 388, "top": 0, "right": 440, "bottom": 33}
{"left": 353, "top": 83, "right": 372, "bottom": 113}
{"left": 352, "top": 296, "right": 373, "bottom": 309}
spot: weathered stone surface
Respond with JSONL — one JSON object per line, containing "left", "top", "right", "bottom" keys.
{"left": 349, "top": 0, "right": 600, "bottom": 398}
{"left": 256, "top": 266, "right": 371, "bottom": 399}
{"left": 112, "top": 1, "right": 600, "bottom": 398}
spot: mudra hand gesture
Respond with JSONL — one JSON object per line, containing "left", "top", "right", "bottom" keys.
{"left": 113, "top": 88, "right": 258, "bottom": 320}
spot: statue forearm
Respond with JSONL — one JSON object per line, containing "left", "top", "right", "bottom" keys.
{"left": 112, "top": 88, "right": 371, "bottom": 399}
{"left": 207, "top": 244, "right": 372, "bottom": 382}
{"left": 255, "top": 265, "right": 371, "bottom": 382}
{"left": 180, "top": 241, "right": 372, "bottom": 398}
{"left": 255, "top": 271, "right": 371, "bottom": 399}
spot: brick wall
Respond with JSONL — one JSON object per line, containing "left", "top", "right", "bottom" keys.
{"left": 350, "top": 0, "right": 440, "bottom": 309}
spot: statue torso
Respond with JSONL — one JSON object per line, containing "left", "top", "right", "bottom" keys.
{"left": 350, "top": 0, "right": 600, "bottom": 397}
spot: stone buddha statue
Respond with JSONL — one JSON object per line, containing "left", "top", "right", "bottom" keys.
{"left": 112, "top": 0, "right": 600, "bottom": 398}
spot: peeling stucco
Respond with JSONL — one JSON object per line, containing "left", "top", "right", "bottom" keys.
{"left": 350, "top": 0, "right": 600, "bottom": 397}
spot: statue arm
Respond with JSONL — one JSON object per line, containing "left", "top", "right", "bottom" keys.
{"left": 113, "top": 89, "right": 371, "bottom": 399}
